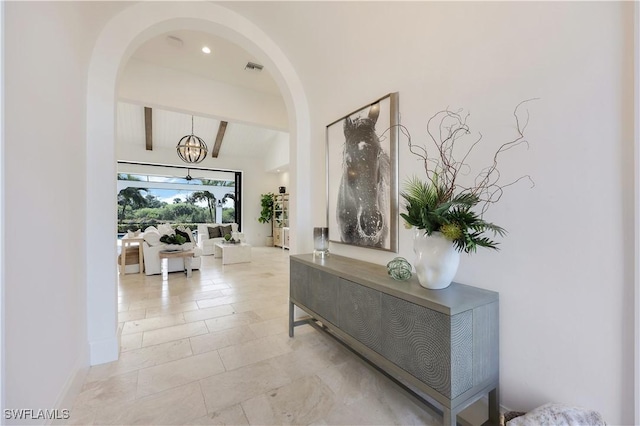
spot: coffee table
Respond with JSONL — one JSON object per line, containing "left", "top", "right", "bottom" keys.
{"left": 214, "top": 243, "right": 252, "bottom": 265}
{"left": 159, "top": 249, "right": 195, "bottom": 278}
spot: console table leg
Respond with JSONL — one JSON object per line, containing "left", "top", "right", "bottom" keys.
{"left": 488, "top": 387, "right": 500, "bottom": 425}
{"left": 184, "top": 256, "right": 192, "bottom": 278}
{"left": 442, "top": 408, "right": 456, "bottom": 426}
{"left": 288, "top": 301, "right": 294, "bottom": 337}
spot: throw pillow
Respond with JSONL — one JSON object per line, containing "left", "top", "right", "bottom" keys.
{"left": 127, "top": 229, "right": 142, "bottom": 238}
{"left": 220, "top": 225, "right": 233, "bottom": 238}
{"left": 144, "top": 226, "right": 158, "bottom": 234}
{"left": 143, "top": 230, "right": 162, "bottom": 247}
{"left": 158, "top": 223, "right": 174, "bottom": 235}
{"left": 208, "top": 226, "right": 221, "bottom": 238}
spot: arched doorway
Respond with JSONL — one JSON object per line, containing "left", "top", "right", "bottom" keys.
{"left": 86, "top": 2, "right": 311, "bottom": 365}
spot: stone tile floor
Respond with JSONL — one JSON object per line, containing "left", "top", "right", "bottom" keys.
{"left": 67, "top": 247, "right": 482, "bottom": 425}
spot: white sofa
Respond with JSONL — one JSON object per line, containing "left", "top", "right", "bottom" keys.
{"left": 197, "top": 223, "right": 244, "bottom": 256}
{"left": 142, "top": 224, "right": 202, "bottom": 275}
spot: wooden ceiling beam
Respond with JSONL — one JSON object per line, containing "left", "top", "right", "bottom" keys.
{"left": 144, "top": 107, "right": 153, "bottom": 151}
{"left": 211, "top": 121, "right": 227, "bottom": 158}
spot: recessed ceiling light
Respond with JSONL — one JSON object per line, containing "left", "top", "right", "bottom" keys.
{"left": 202, "top": 46, "right": 211, "bottom": 54}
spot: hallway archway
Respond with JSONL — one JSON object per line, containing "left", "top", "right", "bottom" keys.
{"left": 86, "top": 2, "right": 311, "bottom": 365}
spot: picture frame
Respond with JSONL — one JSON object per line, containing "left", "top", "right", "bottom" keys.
{"left": 326, "top": 92, "right": 399, "bottom": 252}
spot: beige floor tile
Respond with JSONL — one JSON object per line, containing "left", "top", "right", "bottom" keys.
{"left": 118, "top": 308, "right": 147, "bottom": 323}
{"left": 121, "top": 313, "right": 185, "bottom": 335}
{"left": 120, "top": 332, "right": 143, "bottom": 352}
{"left": 128, "top": 295, "right": 181, "bottom": 311}
{"left": 178, "top": 289, "right": 226, "bottom": 303}
{"left": 252, "top": 302, "right": 290, "bottom": 321}
{"left": 188, "top": 404, "right": 249, "bottom": 425}
{"left": 218, "top": 334, "right": 293, "bottom": 371}
{"left": 267, "top": 339, "right": 351, "bottom": 382}
{"left": 248, "top": 316, "right": 289, "bottom": 338}
{"left": 195, "top": 295, "right": 237, "bottom": 309}
{"left": 241, "top": 375, "right": 336, "bottom": 425}
{"left": 142, "top": 321, "right": 208, "bottom": 347}
{"left": 57, "top": 406, "right": 94, "bottom": 425}
{"left": 183, "top": 304, "right": 235, "bottom": 323}
{"left": 190, "top": 327, "right": 258, "bottom": 355}
{"left": 316, "top": 356, "right": 382, "bottom": 405}
{"left": 145, "top": 301, "right": 199, "bottom": 318}
{"left": 94, "top": 381, "right": 207, "bottom": 425}
{"left": 85, "top": 339, "right": 193, "bottom": 384}
{"left": 203, "top": 311, "right": 262, "bottom": 333}
{"left": 136, "top": 350, "right": 225, "bottom": 398}
{"left": 199, "top": 361, "right": 291, "bottom": 412}
{"left": 73, "top": 370, "right": 138, "bottom": 410}
{"left": 231, "top": 295, "right": 286, "bottom": 314}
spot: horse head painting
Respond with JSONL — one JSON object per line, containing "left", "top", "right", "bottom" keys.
{"left": 336, "top": 103, "right": 390, "bottom": 248}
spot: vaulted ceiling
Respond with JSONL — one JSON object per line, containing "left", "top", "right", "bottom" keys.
{"left": 117, "top": 30, "right": 288, "bottom": 164}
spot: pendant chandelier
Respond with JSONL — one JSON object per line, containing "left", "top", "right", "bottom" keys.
{"left": 176, "top": 116, "right": 208, "bottom": 164}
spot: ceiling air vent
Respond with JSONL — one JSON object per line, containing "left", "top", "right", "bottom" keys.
{"left": 166, "top": 35, "right": 184, "bottom": 48}
{"left": 244, "top": 61, "right": 264, "bottom": 72}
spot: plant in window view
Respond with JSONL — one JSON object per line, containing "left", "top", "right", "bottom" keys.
{"left": 116, "top": 172, "right": 238, "bottom": 233}
{"left": 118, "top": 187, "right": 148, "bottom": 222}
{"left": 188, "top": 191, "right": 217, "bottom": 222}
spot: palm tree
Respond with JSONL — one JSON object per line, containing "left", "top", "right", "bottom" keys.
{"left": 118, "top": 187, "right": 148, "bottom": 221}
{"left": 189, "top": 190, "right": 217, "bottom": 222}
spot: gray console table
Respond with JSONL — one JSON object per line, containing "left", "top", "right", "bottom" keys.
{"left": 289, "top": 254, "right": 500, "bottom": 426}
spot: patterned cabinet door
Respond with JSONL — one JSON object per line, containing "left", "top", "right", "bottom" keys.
{"left": 337, "top": 278, "right": 382, "bottom": 352}
{"left": 380, "top": 293, "right": 473, "bottom": 399}
{"left": 306, "top": 268, "right": 340, "bottom": 325}
{"left": 290, "top": 259, "right": 310, "bottom": 305}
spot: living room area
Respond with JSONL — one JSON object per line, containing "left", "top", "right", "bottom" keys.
{"left": 114, "top": 27, "right": 291, "bottom": 277}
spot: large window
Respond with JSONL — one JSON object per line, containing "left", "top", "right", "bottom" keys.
{"left": 116, "top": 164, "right": 242, "bottom": 233}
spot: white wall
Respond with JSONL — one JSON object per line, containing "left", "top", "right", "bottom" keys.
{"left": 224, "top": 1, "right": 635, "bottom": 423}
{"left": 120, "top": 58, "right": 288, "bottom": 131}
{"left": 264, "top": 132, "right": 290, "bottom": 172}
{"left": 116, "top": 145, "right": 280, "bottom": 246}
{"left": 3, "top": 1, "right": 127, "bottom": 420}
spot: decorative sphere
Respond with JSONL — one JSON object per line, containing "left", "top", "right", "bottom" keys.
{"left": 176, "top": 134, "right": 208, "bottom": 164}
{"left": 387, "top": 257, "right": 412, "bottom": 281}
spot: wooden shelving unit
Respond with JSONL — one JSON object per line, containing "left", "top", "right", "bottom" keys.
{"left": 273, "top": 193, "right": 289, "bottom": 248}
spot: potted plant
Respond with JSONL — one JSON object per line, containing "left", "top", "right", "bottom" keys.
{"left": 159, "top": 233, "right": 187, "bottom": 251}
{"left": 258, "top": 192, "right": 276, "bottom": 246}
{"left": 400, "top": 100, "right": 536, "bottom": 289}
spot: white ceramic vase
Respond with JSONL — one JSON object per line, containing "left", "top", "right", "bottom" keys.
{"left": 413, "top": 230, "right": 460, "bottom": 290}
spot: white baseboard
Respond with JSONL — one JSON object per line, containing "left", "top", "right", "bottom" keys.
{"left": 89, "top": 335, "right": 118, "bottom": 366}
{"left": 47, "top": 345, "right": 89, "bottom": 425}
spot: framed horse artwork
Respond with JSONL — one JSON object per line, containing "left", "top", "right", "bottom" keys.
{"left": 326, "top": 92, "right": 399, "bottom": 252}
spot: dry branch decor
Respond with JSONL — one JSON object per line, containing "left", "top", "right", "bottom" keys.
{"left": 400, "top": 99, "right": 537, "bottom": 254}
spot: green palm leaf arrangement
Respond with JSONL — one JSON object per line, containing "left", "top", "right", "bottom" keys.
{"left": 400, "top": 177, "right": 505, "bottom": 253}
{"left": 399, "top": 100, "right": 536, "bottom": 253}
